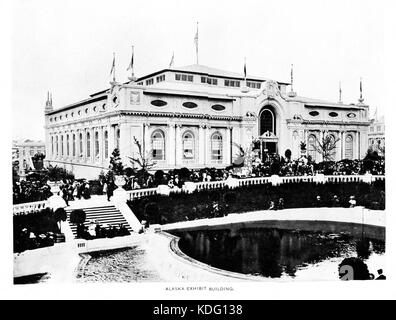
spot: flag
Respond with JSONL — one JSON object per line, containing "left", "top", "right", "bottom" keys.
{"left": 194, "top": 22, "right": 199, "bottom": 64}
{"left": 169, "top": 51, "right": 174, "bottom": 68}
{"left": 194, "top": 23, "right": 198, "bottom": 47}
{"left": 110, "top": 53, "right": 115, "bottom": 77}
{"left": 244, "top": 57, "right": 247, "bottom": 79}
{"left": 127, "top": 46, "right": 134, "bottom": 71}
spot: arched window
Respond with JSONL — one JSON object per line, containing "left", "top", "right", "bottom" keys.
{"left": 79, "top": 133, "right": 83, "bottom": 157}
{"left": 86, "top": 132, "right": 91, "bottom": 157}
{"left": 345, "top": 135, "right": 354, "bottom": 160}
{"left": 66, "top": 134, "right": 70, "bottom": 156}
{"left": 51, "top": 136, "right": 54, "bottom": 156}
{"left": 61, "top": 135, "right": 64, "bottom": 156}
{"left": 104, "top": 131, "right": 109, "bottom": 158}
{"left": 95, "top": 131, "right": 99, "bottom": 157}
{"left": 183, "top": 131, "right": 195, "bottom": 160}
{"left": 307, "top": 134, "right": 317, "bottom": 161}
{"left": 151, "top": 130, "right": 165, "bottom": 160}
{"left": 260, "top": 108, "right": 275, "bottom": 135}
{"left": 211, "top": 132, "right": 223, "bottom": 161}
{"left": 116, "top": 128, "right": 120, "bottom": 150}
{"left": 72, "top": 134, "right": 76, "bottom": 157}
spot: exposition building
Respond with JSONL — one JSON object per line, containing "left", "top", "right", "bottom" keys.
{"left": 44, "top": 63, "right": 370, "bottom": 179}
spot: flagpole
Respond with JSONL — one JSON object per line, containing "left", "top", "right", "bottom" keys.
{"left": 112, "top": 52, "right": 116, "bottom": 82}
{"left": 195, "top": 22, "right": 199, "bottom": 65}
{"left": 131, "top": 45, "right": 134, "bottom": 79}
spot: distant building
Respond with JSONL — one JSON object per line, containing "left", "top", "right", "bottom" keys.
{"left": 44, "top": 63, "right": 371, "bottom": 179}
{"left": 368, "top": 115, "right": 385, "bottom": 156}
{"left": 14, "top": 139, "right": 45, "bottom": 173}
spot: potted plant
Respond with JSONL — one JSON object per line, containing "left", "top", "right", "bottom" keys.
{"left": 70, "top": 209, "right": 86, "bottom": 239}
{"left": 54, "top": 207, "right": 67, "bottom": 242}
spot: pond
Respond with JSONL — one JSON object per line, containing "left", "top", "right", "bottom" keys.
{"left": 173, "top": 226, "right": 385, "bottom": 281}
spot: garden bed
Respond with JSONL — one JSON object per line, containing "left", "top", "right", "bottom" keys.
{"left": 127, "top": 181, "right": 385, "bottom": 225}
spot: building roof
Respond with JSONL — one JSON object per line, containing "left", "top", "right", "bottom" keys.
{"left": 14, "top": 139, "right": 45, "bottom": 147}
{"left": 137, "top": 63, "right": 290, "bottom": 84}
{"left": 288, "top": 95, "right": 366, "bottom": 109}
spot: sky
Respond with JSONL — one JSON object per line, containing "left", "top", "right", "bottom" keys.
{"left": 12, "top": 0, "right": 385, "bottom": 140}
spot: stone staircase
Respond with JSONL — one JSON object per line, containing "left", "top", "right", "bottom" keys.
{"left": 66, "top": 205, "right": 133, "bottom": 239}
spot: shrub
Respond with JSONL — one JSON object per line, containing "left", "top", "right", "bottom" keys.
{"left": 154, "top": 170, "right": 165, "bottom": 185}
{"left": 69, "top": 209, "right": 86, "bottom": 225}
{"left": 338, "top": 257, "right": 371, "bottom": 280}
{"left": 127, "top": 181, "right": 385, "bottom": 225}
{"left": 46, "top": 165, "right": 74, "bottom": 181}
{"left": 144, "top": 202, "right": 160, "bottom": 224}
{"left": 179, "top": 167, "right": 192, "bottom": 181}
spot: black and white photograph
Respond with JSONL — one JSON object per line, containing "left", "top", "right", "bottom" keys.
{"left": 2, "top": 0, "right": 395, "bottom": 301}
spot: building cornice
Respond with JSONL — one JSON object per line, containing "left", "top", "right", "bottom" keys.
{"left": 298, "top": 119, "right": 371, "bottom": 126}
{"left": 45, "top": 95, "right": 107, "bottom": 116}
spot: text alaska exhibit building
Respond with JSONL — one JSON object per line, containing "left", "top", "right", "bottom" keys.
{"left": 44, "top": 64, "right": 370, "bottom": 179}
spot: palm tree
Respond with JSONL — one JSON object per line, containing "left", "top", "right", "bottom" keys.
{"left": 313, "top": 134, "right": 340, "bottom": 162}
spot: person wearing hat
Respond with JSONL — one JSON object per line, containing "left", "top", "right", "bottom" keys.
{"left": 349, "top": 195, "right": 357, "bottom": 208}
{"left": 376, "top": 269, "right": 386, "bottom": 280}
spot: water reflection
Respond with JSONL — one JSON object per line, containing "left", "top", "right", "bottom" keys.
{"left": 175, "top": 228, "right": 385, "bottom": 279}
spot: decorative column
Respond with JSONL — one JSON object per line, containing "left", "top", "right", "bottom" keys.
{"left": 198, "top": 124, "right": 206, "bottom": 166}
{"left": 355, "top": 131, "right": 359, "bottom": 160}
{"left": 205, "top": 125, "right": 212, "bottom": 165}
{"left": 340, "top": 131, "right": 345, "bottom": 160}
{"left": 175, "top": 124, "right": 182, "bottom": 167}
{"left": 225, "top": 126, "right": 232, "bottom": 165}
{"left": 319, "top": 130, "right": 324, "bottom": 162}
{"left": 143, "top": 123, "right": 150, "bottom": 158}
{"left": 100, "top": 126, "right": 104, "bottom": 165}
{"left": 108, "top": 124, "right": 115, "bottom": 156}
{"left": 90, "top": 127, "right": 95, "bottom": 163}
{"left": 168, "top": 123, "right": 176, "bottom": 166}
{"left": 76, "top": 129, "right": 80, "bottom": 162}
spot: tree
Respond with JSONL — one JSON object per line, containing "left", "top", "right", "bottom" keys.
{"left": 285, "top": 149, "right": 292, "bottom": 161}
{"left": 313, "top": 134, "right": 340, "bottom": 162}
{"left": 69, "top": 209, "right": 86, "bottom": 225}
{"left": 128, "top": 136, "right": 156, "bottom": 171}
{"left": 109, "top": 148, "right": 124, "bottom": 175}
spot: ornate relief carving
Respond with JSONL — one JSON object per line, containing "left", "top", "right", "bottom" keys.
{"left": 130, "top": 91, "right": 140, "bottom": 105}
{"left": 262, "top": 80, "right": 280, "bottom": 99}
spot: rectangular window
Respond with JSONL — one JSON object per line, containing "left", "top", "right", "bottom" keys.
{"left": 187, "top": 75, "right": 193, "bottom": 82}
{"left": 181, "top": 74, "right": 187, "bottom": 81}
{"left": 224, "top": 79, "right": 230, "bottom": 86}
{"left": 156, "top": 75, "right": 165, "bottom": 82}
{"left": 145, "top": 78, "right": 154, "bottom": 85}
{"left": 175, "top": 74, "right": 181, "bottom": 81}
{"left": 201, "top": 76, "right": 206, "bottom": 83}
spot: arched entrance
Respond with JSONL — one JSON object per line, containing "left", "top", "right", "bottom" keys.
{"left": 258, "top": 106, "right": 278, "bottom": 159}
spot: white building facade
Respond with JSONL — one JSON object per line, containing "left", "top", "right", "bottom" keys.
{"left": 368, "top": 115, "right": 385, "bottom": 156}
{"left": 44, "top": 64, "right": 370, "bottom": 179}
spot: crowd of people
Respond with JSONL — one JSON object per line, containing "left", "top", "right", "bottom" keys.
{"left": 76, "top": 221, "right": 130, "bottom": 240}
{"left": 58, "top": 179, "right": 94, "bottom": 206}
{"left": 120, "top": 156, "right": 385, "bottom": 191}
{"left": 13, "top": 180, "right": 52, "bottom": 204}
